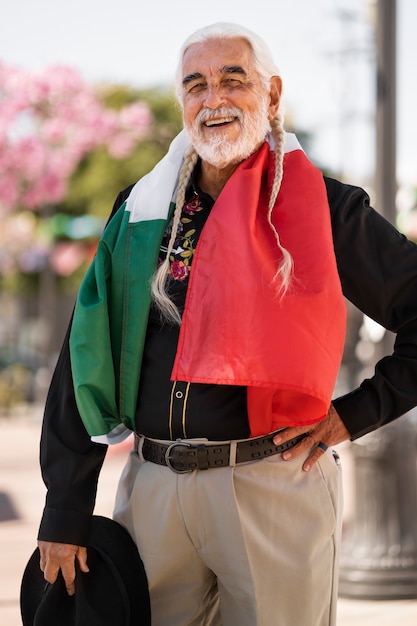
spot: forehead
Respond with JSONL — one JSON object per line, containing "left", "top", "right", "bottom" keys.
{"left": 182, "top": 37, "right": 256, "bottom": 78}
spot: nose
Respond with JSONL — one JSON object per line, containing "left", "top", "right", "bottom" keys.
{"left": 203, "top": 84, "right": 227, "bottom": 109}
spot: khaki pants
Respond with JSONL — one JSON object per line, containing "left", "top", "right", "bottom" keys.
{"left": 113, "top": 441, "right": 342, "bottom": 626}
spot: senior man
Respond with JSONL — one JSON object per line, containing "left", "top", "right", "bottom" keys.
{"left": 37, "top": 22, "right": 417, "bottom": 626}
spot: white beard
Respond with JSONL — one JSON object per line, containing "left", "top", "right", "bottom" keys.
{"left": 185, "top": 99, "right": 271, "bottom": 169}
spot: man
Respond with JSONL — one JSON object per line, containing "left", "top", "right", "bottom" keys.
{"left": 37, "top": 22, "right": 417, "bottom": 626}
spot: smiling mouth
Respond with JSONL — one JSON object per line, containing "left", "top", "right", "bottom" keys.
{"left": 203, "top": 116, "right": 238, "bottom": 128}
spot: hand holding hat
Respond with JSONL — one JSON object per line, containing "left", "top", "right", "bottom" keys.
{"left": 20, "top": 516, "right": 151, "bottom": 626}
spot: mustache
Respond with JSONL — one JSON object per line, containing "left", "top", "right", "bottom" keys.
{"left": 195, "top": 106, "right": 244, "bottom": 125}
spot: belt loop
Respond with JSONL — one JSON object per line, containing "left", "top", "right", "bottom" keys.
{"left": 229, "top": 440, "right": 237, "bottom": 467}
{"left": 135, "top": 434, "right": 146, "bottom": 462}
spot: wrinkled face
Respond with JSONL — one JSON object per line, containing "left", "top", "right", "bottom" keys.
{"left": 181, "top": 37, "right": 280, "bottom": 169}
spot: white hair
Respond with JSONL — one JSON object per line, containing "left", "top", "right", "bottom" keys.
{"left": 174, "top": 22, "right": 281, "bottom": 102}
{"left": 151, "top": 23, "right": 293, "bottom": 325}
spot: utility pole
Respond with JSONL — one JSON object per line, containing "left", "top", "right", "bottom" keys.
{"left": 375, "top": 0, "right": 396, "bottom": 222}
{"left": 339, "top": 0, "right": 417, "bottom": 600}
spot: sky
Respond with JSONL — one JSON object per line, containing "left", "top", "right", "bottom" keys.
{"left": 2, "top": 0, "right": 417, "bottom": 195}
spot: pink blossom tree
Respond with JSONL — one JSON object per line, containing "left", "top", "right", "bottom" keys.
{"left": 0, "top": 61, "right": 152, "bottom": 214}
{"left": 0, "top": 62, "right": 155, "bottom": 365}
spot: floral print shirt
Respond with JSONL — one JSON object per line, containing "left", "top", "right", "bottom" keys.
{"left": 157, "top": 185, "right": 211, "bottom": 313}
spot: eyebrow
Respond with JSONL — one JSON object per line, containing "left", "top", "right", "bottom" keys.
{"left": 182, "top": 65, "right": 247, "bottom": 87}
{"left": 221, "top": 65, "right": 247, "bottom": 76}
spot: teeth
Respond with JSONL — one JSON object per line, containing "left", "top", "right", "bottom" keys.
{"left": 204, "top": 117, "right": 235, "bottom": 127}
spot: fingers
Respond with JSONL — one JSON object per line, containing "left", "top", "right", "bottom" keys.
{"left": 272, "top": 403, "right": 351, "bottom": 472}
{"left": 299, "top": 440, "right": 329, "bottom": 473}
{"left": 59, "top": 559, "right": 77, "bottom": 596}
{"left": 272, "top": 424, "right": 311, "bottom": 446}
{"left": 37, "top": 541, "right": 87, "bottom": 596}
{"left": 278, "top": 433, "right": 329, "bottom": 472}
{"left": 76, "top": 546, "right": 90, "bottom": 574}
{"left": 280, "top": 431, "right": 323, "bottom": 472}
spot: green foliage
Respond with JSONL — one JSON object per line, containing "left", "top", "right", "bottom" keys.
{"left": 62, "top": 85, "right": 183, "bottom": 219}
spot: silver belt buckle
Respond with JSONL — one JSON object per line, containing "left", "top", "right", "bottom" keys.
{"left": 164, "top": 441, "right": 193, "bottom": 474}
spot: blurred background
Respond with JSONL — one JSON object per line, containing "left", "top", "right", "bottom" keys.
{"left": 1, "top": 0, "right": 417, "bottom": 624}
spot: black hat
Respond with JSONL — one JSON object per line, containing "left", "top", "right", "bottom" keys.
{"left": 20, "top": 516, "right": 151, "bottom": 626}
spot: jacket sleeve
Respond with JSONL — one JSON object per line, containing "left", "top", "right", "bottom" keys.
{"left": 38, "top": 186, "right": 134, "bottom": 546}
{"left": 325, "top": 176, "right": 417, "bottom": 439}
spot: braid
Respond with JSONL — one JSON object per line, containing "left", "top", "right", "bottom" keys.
{"left": 151, "top": 145, "right": 199, "bottom": 325}
{"left": 268, "top": 113, "right": 294, "bottom": 296}
{"left": 152, "top": 113, "right": 292, "bottom": 321}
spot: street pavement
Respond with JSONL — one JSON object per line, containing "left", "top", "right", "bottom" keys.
{"left": 1, "top": 411, "right": 416, "bottom": 626}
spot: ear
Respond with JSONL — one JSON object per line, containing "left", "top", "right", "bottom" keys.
{"left": 268, "top": 75, "right": 282, "bottom": 120}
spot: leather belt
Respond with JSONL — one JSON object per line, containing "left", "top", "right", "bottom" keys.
{"left": 136, "top": 430, "right": 307, "bottom": 474}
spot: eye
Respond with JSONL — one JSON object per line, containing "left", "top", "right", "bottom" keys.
{"left": 223, "top": 78, "right": 243, "bottom": 88}
{"left": 187, "top": 81, "right": 207, "bottom": 93}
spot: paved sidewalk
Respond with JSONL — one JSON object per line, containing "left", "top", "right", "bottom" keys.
{"left": 1, "top": 415, "right": 416, "bottom": 625}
